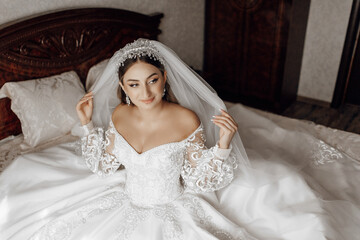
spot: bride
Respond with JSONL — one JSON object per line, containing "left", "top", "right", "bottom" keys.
{"left": 1, "top": 39, "right": 359, "bottom": 240}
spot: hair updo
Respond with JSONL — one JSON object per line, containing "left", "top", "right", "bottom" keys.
{"left": 117, "top": 56, "right": 177, "bottom": 105}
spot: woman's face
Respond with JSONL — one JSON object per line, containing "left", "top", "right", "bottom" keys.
{"left": 120, "top": 61, "right": 166, "bottom": 109}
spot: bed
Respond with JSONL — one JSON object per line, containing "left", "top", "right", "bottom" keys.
{"left": 0, "top": 7, "right": 360, "bottom": 239}
{"left": 0, "top": 6, "right": 359, "bottom": 170}
{"left": 0, "top": 8, "right": 163, "bottom": 172}
{"left": 0, "top": 6, "right": 358, "bottom": 177}
{"left": 0, "top": 8, "right": 163, "bottom": 139}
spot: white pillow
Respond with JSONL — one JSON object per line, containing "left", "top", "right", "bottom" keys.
{"left": 0, "top": 71, "right": 85, "bottom": 148}
{"left": 85, "top": 59, "right": 109, "bottom": 90}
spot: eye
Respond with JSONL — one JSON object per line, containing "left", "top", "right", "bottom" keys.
{"left": 149, "top": 78, "right": 159, "bottom": 84}
{"left": 129, "top": 83, "right": 139, "bottom": 88}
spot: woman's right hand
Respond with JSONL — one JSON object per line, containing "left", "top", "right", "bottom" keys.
{"left": 76, "top": 91, "right": 93, "bottom": 125}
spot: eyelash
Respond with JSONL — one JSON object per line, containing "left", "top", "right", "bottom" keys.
{"left": 149, "top": 78, "right": 158, "bottom": 84}
{"left": 128, "top": 78, "right": 158, "bottom": 88}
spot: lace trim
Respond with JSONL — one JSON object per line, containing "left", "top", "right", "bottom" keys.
{"left": 311, "top": 140, "right": 343, "bottom": 167}
{"left": 182, "top": 128, "right": 235, "bottom": 193}
{"left": 182, "top": 195, "right": 246, "bottom": 240}
{"left": 154, "top": 204, "right": 183, "bottom": 239}
{"left": 114, "top": 204, "right": 152, "bottom": 240}
{"left": 29, "top": 193, "right": 250, "bottom": 240}
{"left": 312, "top": 124, "right": 360, "bottom": 161}
{"left": 114, "top": 203, "right": 183, "bottom": 240}
{"left": 30, "top": 191, "right": 128, "bottom": 240}
{"left": 81, "top": 126, "right": 122, "bottom": 177}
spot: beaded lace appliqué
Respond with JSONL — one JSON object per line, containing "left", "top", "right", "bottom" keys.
{"left": 114, "top": 203, "right": 182, "bottom": 240}
{"left": 311, "top": 140, "right": 343, "bottom": 167}
{"left": 81, "top": 125, "right": 122, "bottom": 177}
{"left": 29, "top": 191, "right": 128, "bottom": 240}
{"left": 182, "top": 195, "right": 247, "bottom": 240}
{"left": 75, "top": 121, "right": 238, "bottom": 239}
{"left": 153, "top": 204, "right": 183, "bottom": 239}
{"left": 181, "top": 128, "right": 235, "bottom": 193}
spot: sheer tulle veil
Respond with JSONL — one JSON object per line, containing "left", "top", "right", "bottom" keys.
{"left": 89, "top": 38, "right": 252, "bottom": 184}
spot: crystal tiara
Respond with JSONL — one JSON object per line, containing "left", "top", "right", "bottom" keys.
{"left": 113, "top": 39, "right": 165, "bottom": 71}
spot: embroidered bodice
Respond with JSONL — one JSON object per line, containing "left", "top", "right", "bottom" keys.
{"left": 81, "top": 120, "right": 236, "bottom": 206}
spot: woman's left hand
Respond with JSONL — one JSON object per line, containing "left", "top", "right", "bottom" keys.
{"left": 211, "top": 109, "right": 238, "bottom": 149}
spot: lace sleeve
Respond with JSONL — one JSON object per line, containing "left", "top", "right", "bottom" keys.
{"left": 181, "top": 126, "right": 236, "bottom": 193}
{"left": 81, "top": 121, "right": 122, "bottom": 177}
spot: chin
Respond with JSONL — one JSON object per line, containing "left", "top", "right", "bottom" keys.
{"left": 137, "top": 97, "right": 162, "bottom": 108}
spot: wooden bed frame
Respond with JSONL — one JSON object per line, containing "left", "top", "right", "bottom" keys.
{"left": 0, "top": 8, "right": 163, "bottom": 141}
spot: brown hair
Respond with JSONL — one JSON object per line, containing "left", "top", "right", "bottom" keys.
{"left": 117, "top": 56, "right": 177, "bottom": 105}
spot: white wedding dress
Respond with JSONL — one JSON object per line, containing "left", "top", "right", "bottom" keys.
{"left": 1, "top": 105, "right": 360, "bottom": 240}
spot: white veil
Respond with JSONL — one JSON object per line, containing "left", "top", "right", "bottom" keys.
{"left": 83, "top": 39, "right": 360, "bottom": 237}
{"left": 89, "top": 39, "right": 251, "bottom": 181}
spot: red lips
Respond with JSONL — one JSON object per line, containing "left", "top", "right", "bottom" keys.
{"left": 141, "top": 97, "right": 155, "bottom": 104}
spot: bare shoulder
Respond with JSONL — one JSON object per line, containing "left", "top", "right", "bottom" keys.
{"left": 111, "top": 103, "right": 128, "bottom": 122}
{"left": 166, "top": 103, "right": 200, "bottom": 133}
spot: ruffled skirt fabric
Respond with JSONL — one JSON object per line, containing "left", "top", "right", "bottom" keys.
{"left": 1, "top": 104, "right": 360, "bottom": 239}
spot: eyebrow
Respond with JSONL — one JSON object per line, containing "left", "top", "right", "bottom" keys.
{"left": 126, "top": 73, "right": 158, "bottom": 82}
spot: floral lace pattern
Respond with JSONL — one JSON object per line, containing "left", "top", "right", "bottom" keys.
{"left": 182, "top": 129, "right": 235, "bottom": 192}
{"left": 153, "top": 204, "right": 182, "bottom": 239}
{"left": 113, "top": 203, "right": 182, "bottom": 240}
{"left": 182, "top": 195, "right": 247, "bottom": 240}
{"left": 311, "top": 140, "right": 343, "bottom": 167}
{"left": 312, "top": 124, "right": 360, "bottom": 162}
{"left": 114, "top": 205, "right": 152, "bottom": 240}
{"left": 30, "top": 191, "right": 128, "bottom": 240}
{"left": 73, "top": 120, "right": 238, "bottom": 239}
{"left": 81, "top": 124, "right": 121, "bottom": 177}
{"left": 31, "top": 192, "right": 245, "bottom": 240}
{"left": 81, "top": 120, "right": 235, "bottom": 206}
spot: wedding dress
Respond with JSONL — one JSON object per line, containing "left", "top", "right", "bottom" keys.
{"left": 1, "top": 106, "right": 360, "bottom": 239}
{"left": 1, "top": 39, "right": 360, "bottom": 239}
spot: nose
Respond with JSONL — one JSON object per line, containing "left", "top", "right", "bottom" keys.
{"left": 142, "top": 85, "right": 151, "bottom": 98}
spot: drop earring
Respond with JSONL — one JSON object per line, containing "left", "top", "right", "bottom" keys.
{"left": 125, "top": 94, "right": 131, "bottom": 106}
{"left": 162, "top": 88, "right": 166, "bottom": 97}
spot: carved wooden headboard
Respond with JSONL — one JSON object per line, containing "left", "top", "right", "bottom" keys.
{"left": 0, "top": 8, "right": 163, "bottom": 140}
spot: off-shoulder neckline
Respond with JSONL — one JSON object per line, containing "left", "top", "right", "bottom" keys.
{"left": 109, "top": 118, "right": 202, "bottom": 156}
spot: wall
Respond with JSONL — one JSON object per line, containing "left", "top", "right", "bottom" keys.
{"left": 298, "top": 0, "right": 353, "bottom": 103}
{"left": 0, "top": 0, "right": 354, "bottom": 104}
{"left": 0, "top": 0, "right": 205, "bottom": 70}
